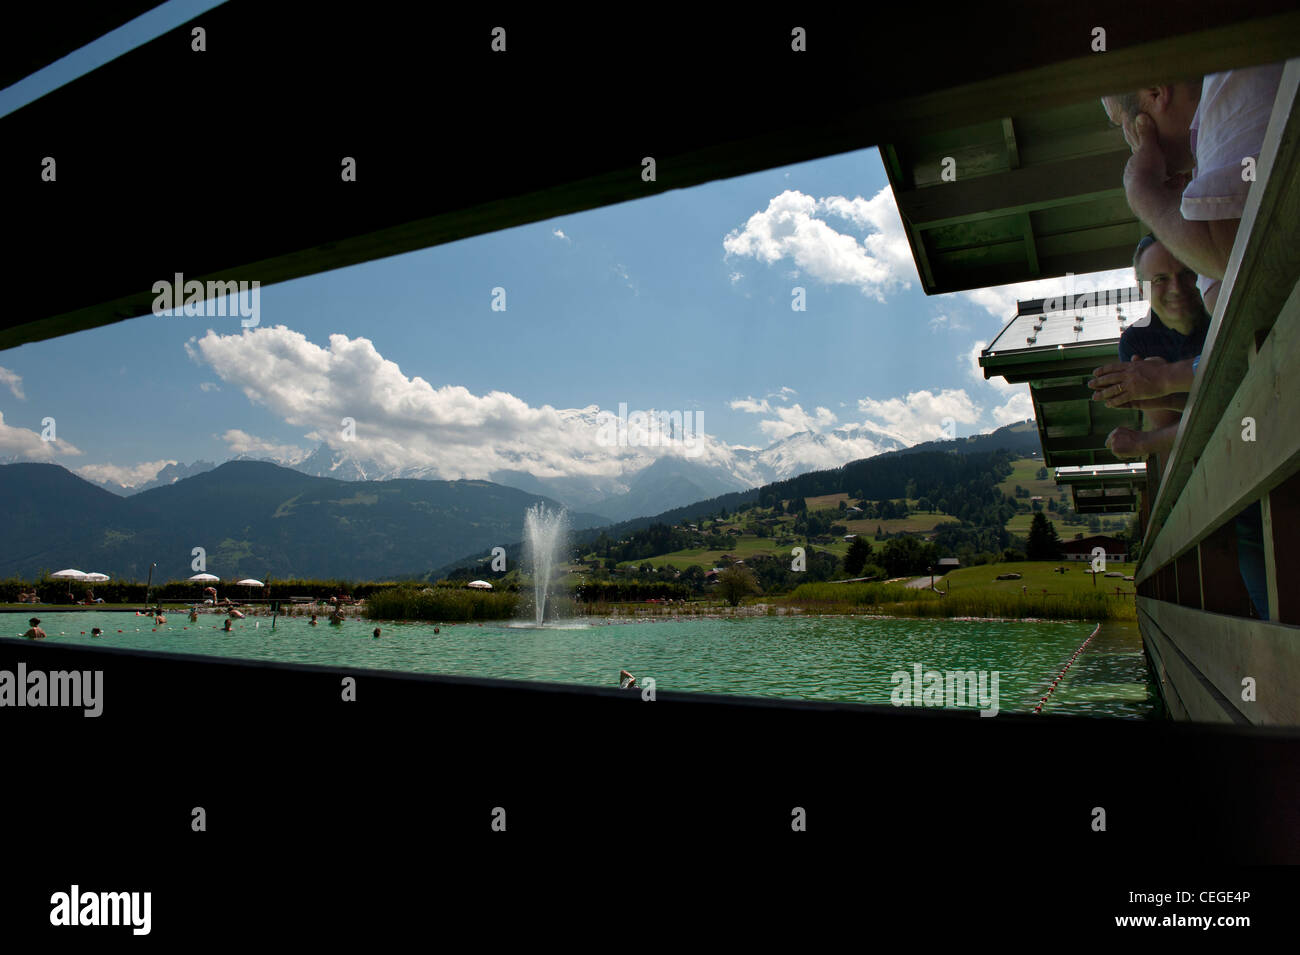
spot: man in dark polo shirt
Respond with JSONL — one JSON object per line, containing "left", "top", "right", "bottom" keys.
{"left": 1089, "top": 235, "right": 1269, "bottom": 620}
{"left": 1090, "top": 234, "right": 1209, "bottom": 460}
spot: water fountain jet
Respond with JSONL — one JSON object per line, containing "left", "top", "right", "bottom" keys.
{"left": 524, "top": 503, "right": 567, "bottom": 626}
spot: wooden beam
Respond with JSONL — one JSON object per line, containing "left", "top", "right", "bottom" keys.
{"left": 1263, "top": 470, "right": 1300, "bottom": 624}
{"left": 1137, "top": 601, "right": 1254, "bottom": 723}
{"left": 894, "top": 152, "right": 1129, "bottom": 228}
{"left": 1140, "top": 281, "right": 1300, "bottom": 578}
{"left": 1138, "top": 598, "right": 1300, "bottom": 724}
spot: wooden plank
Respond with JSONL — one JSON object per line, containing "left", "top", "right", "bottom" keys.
{"left": 1140, "top": 60, "right": 1300, "bottom": 567}
{"left": 1264, "top": 470, "right": 1300, "bottom": 624}
{"left": 1139, "top": 598, "right": 1300, "bottom": 724}
{"left": 877, "top": 10, "right": 1300, "bottom": 142}
{"left": 895, "top": 152, "right": 1129, "bottom": 228}
{"left": 1262, "top": 492, "right": 1280, "bottom": 624}
{"left": 1138, "top": 612, "right": 1185, "bottom": 719}
{"left": 1140, "top": 280, "right": 1300, "bottom": 578}
{"left": 1137, "top": 601, "right": 1252, "bottom": 723}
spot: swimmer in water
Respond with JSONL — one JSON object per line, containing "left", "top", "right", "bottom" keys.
{"left": 619, "top": 669, "right": 638, "bottom": 690}
{"left": 433, "top": 626, "right": 440, "bottom": 634}
{"left": 91, "top": 627, "right": 103, "bottom": 638}
{"left": 309, "top": 613, "right": 318, "bottom": 626}
{"left": 223, "top": 618, "right": 233, "bottom": 632}
{"left": 373, "top": 627, "right": 381, "bottom": 639}
{"left": 22, "top": 617, "right": 46, "bottom": 640}
{"left": 189, "top": 608, "right": 199, "bottom": 622}
{"left": 155, "top": 613, "right": 166, "bottom": 626}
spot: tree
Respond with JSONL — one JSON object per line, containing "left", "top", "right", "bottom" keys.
{"left": 881, "top": 536, "right": 932, "bottom": 577}
{"left": 1026, "top": 512, "right": 1063, "bottom": 560}
{"left": 1036, "top": 467, "right": 1049, "bottom": 480}
{"left": 844, "top": 537, "right": 873, "bottom": 577}
{"left": 716, "top": 564, "right": 761, "bottom": 607}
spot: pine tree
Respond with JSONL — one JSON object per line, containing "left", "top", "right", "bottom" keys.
{"left": 1026, "top": 512, "right": 1063, "bottom": 560}
{"left": 844, "top": 537, "right": 873, "bottom": 577}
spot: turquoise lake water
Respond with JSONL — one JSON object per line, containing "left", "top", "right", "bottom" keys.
{"left": 12, "top": 612, "right": 1156, "bottom": 718}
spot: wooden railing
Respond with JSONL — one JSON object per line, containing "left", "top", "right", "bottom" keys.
{"left": 1135, "top": 59, "right": 1300, "bottom": 723}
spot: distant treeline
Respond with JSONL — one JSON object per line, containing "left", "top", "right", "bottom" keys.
{"left": 0, "top": 577, "right": 461, "bottom": 604}
{"left": 573, "top": 580, "right": 693, "bottom": 602}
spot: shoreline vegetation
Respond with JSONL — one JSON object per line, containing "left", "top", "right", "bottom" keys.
{"left": 2, "top": 562, "right": 1138, "bottom": 624}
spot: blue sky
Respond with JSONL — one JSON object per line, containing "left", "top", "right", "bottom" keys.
{"left": 0, "top": 0, "right": 1132, "bottom": 490}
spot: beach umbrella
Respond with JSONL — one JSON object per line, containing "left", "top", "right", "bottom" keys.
{"left": 189, "top": 572, "right": 220, "bottom": 603}
{"left": 467, "top": 580, "right": 493, "bottom": 590}
{"left": 51, "top": 569, "right": 88, "bottom": 580}
{"left": 83, "top": 573, "right": 110, "bottom": 582}
{"left": 235, "top": 578, "right": 264, "bottom": 600}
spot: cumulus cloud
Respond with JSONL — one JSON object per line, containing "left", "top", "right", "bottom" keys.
{"left": 191, "top": 326, "right": 744, "bottom": 480}
{"left": 220, "top": 429, "right": 309, "bottom": 464}
{"left": 729, "top": 396, "right": 772, "bottom": 415}
{"left": 951, "top": 267, "right": 1137, "bottom": 321}
{"left": 722, "top": 188, "right": 917, "bottom": 301}
{"left": 552, "top": 229, "right": 569, "bottom": 242}
{"left": 730, "top": 394, "right": 837, "bottom": 441}
{"left": 0, "top": 366, "right": 25, "bottom": 400}
{"left": 0, "top": 412, "right": 81, "bottom": 461}
{"left": 991, "top": 390, "right": 1035, "bottom": 426}
{"left": 75, "top": 459, "right": 176, "bottom": 488}
{"left": 857, "top": 389, "right": 982, "bottom": 445}
{"left": 965, "top": 339, "right": 1019, "bottom": 394}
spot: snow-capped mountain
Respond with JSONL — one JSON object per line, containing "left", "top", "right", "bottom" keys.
{"left": 74, "top": 421, "right": 915, "bottom": 517}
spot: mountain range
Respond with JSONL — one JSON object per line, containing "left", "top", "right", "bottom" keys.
{"left": 82, "top": 420, "right": 916, "bottom": 522}
{"left": 1, "top": 421, "right": 1040, "bottom": 582}
{"left": 0, "top": 461, "right": 605, "bottom": 582}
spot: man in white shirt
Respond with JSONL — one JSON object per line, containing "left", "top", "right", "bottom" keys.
{"left": 1103, "top": 63, "right": 1285, "bottom": 314}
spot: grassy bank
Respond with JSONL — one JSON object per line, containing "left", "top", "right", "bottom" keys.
{"left": 783, "top": 566, "right": 1136, "bottom": 621}
{"left": 364, "top": 586, "right": 518, "bottom": 622}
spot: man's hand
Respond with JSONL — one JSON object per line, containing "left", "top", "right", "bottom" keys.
{"left": 1105, "top": 426, "right": 1148, "bottom": 460}
{"left": 1122, "top": 113, "right": 1188, "bottom": 222}
{"left": 1089, "top": 354, "right": 1170, "bottom": 405}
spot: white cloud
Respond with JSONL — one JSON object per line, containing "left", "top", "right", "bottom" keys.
{"left": 728, "top": 271, "right": 743, "bottom": 284}
{"left": 730, "top": 395, "right": 836, "bottom": 441}
{"left": 0, "top": 411, "right": 81, "bottom": 461}
{"left": 220, "top": 429, "right": 308, "bottom": 465}
{"left": 552, "top": 228, "right": 570, "bottom": 242}
{"left": 0, "top": 366, "right": 25, "bottom": 400}
{"left": 857, "top": 389, "right": 982, "bottom": 445}
{"left": 722, "top": 188, "right": 917, "bottom": 302}
{"left": 729, "top": 396, "right": 772, "bottom": 415}
{"left": 75, "top": 459, "right": 176, "bottom": 488}
{"left": 199, "top": 381, "right": 220, "bottom": 393}
{"left": 991, "top": 390, "right": 1034, "bottom": 426}
{"left": 950, "top": 268, "right": 1137, "bottom": 321}
{"left": 191, "top": 326, "right": 749, "bottom": 480}
{"left": 966, "top": 339, "right": 1018, "bottom": 394}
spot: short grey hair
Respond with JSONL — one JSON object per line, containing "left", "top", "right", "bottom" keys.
{"left": 1105, "top": 91, "right": 1142, "bottom": 122}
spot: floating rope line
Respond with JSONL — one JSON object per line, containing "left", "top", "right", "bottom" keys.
{"left": 1033, "top": 622, "right": 1101, "bottom": 714}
